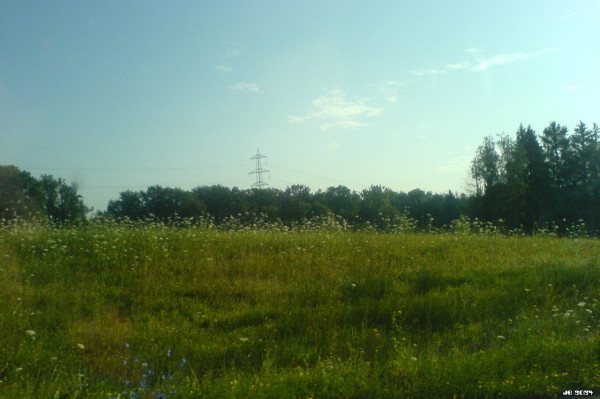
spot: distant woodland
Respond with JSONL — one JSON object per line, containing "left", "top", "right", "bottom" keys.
{"left": 2, "top": 121, "right": 599, "bottom": 234}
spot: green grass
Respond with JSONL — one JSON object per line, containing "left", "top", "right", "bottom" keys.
{"left": 1, "top": 221, "right": 599, "bottom": 398}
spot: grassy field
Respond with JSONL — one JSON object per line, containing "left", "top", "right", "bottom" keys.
{"left": 1, "top": 220, "right": 599, "bottom": 398}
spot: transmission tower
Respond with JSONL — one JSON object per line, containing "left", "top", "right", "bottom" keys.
{"left": 249, "top": 148, "right": 269, "bottom": 188}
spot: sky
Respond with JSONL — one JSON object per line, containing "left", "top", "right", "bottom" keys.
{"left": 1, "top": 0, "right": 599, "bottom": 212}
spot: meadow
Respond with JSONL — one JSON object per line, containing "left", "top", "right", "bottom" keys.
{"left": 1, "top": 217, "right": 599, "bottom": 398}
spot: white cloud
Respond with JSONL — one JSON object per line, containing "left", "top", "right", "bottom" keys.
{"left": 215, "top": 65, "right": 233, "bottom": 72}
{"left": 441, "top": 49, "right": 551, "bottom": 74}
{"left": 446, "top": 61, "right": 470, "bottom": 70}
{"left": 473, "top": 51, "right": 543, "bottom": 71}
{"left": 289, "top": 89, "right": 382, "bottom": 131}
{"left": 566, "top": 85, "right": 581, "bottom": 91}
{"left": 371, "top": 81, "right": 404, "bottom": 104}
{"left": 230, "top": 82, "right": 261, "bottom": 92}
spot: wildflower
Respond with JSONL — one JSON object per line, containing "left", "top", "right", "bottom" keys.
{"left": 240, "top": 337, "right": 249, "bottom": 342}
{"left": 77, "top": 343, "right": 85, "bottom": 349}
{"left": 564, "top": 312, "right": 571, "bottom": 318}
{"left": 25, "top": 330, "right": 36, "bottom": 336}
{"left": 586, "top": 309, "right": 593, "bottom": 314}
{"left": 410, "top": 357, "right": 418, "bottom": 361}
{"left": 577, "top": 302, "right": 586, "bottom": 307}
{"left": 497, "top": 335, "right": 506, "bottom": 339}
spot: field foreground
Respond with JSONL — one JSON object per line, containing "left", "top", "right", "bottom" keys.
{"left": 1, "top": 224, "right": 600, "bottom": 398}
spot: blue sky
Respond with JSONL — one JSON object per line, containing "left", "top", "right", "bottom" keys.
{"left": 2, "top": 0, "right": 599, "bottom": 212}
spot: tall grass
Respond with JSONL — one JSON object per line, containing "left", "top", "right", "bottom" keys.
{"left": 0, "top": 218, "right": 599, "bottom": 398}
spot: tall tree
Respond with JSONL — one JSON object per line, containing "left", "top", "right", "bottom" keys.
{"left": 541, "top": 121, "right": 571, "bottom": 189}
{"left": 106, "top": 190, "right": 146, "bottom": 220}
{"left": 470, "top": 136, "right": 500, "bottom": 196}
{"left": 513, "top": 124, "right": 549, "bottom": 230}
{"left": 0, "top": 166, "right": 45, "bottom": 221}
{"left": 39, "top": 175, "right": 88, "bottom": 224}
{"left": 571, "top": 121, "right": 596, "bottom": 186}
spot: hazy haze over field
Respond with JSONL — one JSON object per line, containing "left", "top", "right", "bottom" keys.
{"left": 1, "top": 0, "right": 599, "bottom": 211}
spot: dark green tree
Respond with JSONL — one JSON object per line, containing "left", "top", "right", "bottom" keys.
{"left": 106, "top": 190, "right": 146, "bottom": 220}
{"left": 0, "top": 165, "right": 45, "bottom": 221}
{"left": 39, "top": 175, "right": 88, "bottom": 224}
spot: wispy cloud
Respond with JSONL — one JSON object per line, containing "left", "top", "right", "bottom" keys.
{"left": 440, "top": 49, "right": 551, "bottom": 74}
{"left": 566, "top": 85, "right": 581, "bottom": 91}
{"left": 371, "top": 80, "right": 404, "bottom": 103}
{"left": 230, "top": 82, "right": 261, "bottom": 92}
{"left": 289, "top": 89, "right": 381, "bottom": 131}
{"left": 446, "top": 61, "right": 470, "bottom": 70}
{"left": 215, "top": 65, "right": 233, "bottom": 72}
{"left": 473, "top": 51, "right": 545, "bottom": 71}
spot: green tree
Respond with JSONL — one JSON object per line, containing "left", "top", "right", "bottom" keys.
{"left": 319, "top": 185, "right": 360, "bottom": 221}
{"left": 0, "top": 165, "right": 45, "bottom": 221}
{"left": 39, "top": 175, "right": 88, "bottom": 224}
{"left": 571, "top": 121, "right": 596, "bottom": 186}
{"left": 279, "top": 185, "right": 312, "bottom": 222}
{"left": 470, "top": 136, "right": 500, "bottom": 196}
{"left": 541, "top": 121, "right": 571, "bottom": 189}
{"left": 192, "top": 185, "right": 245, "bottom": 220}
{"left": 106, "top": 190, "right": 146, "bottom": 220}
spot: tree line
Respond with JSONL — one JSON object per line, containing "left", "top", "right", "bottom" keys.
{"left": 101, "top": 184, "right": 466, "bottom": 229}
{"left": 2, "top": 120, "right": 598, "bottom": 233}
{"left": 470, "top": 121, "right": 600, "bottom": 233}
{"left": 0, "top": 165, "right": 88, "bottom": 224}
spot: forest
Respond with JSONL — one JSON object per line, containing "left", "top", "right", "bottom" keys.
{"left": 2, "top": 120, "right": 599, "bottom": 234}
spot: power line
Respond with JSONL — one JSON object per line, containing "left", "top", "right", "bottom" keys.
{"left": 78, "top": 180, "right": 251, "bottom": 190}
{"left": 269, "top": 163, "right": 363, "bottom": 188}
{"left": 19, "top": 164, "right": 248, "bottom": 172}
